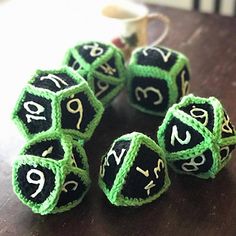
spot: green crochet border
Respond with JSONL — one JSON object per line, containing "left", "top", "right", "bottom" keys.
{"left": 51, "top": 166, "right": 91, "bottom": 214}
{"left": 12, "top": 67, "right": 104, "bottom": 141}
{"left": 127, "top": 46, "right": 190, "bottom": 117}
{"left": 157, "top": 94, "right": 236, "bottom": 179}
{"left": 99, "top": 132, "right": 171, "bottom": 206}
{"left": 12, "top": 154, "right": 65, "bottom": 215}
{"left": 12, "top": 132, "right": 91, "bottom": 214}
{"left": 63, "top": 41, "right": 127, "bottom": 106}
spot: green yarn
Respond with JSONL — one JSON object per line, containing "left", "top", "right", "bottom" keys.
{"left": 63, "top": 41, "right": 127, "bottom": 107}
{"left": 157, "top": 94, "right": 236, "bottom": 179}
{"left": 99, "top": 132, "right": 170, "bottom": 206}
{"left": 127, "top": 46, "right": 191, "bottom": 116}
{"left": 12, "top": 67, "right": 104, "bottom": 141}
{"left": 12, "top": 132, "right": 91, "bottom": 215}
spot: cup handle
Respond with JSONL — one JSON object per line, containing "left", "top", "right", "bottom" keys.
{"left": 147, "top": 12, "right": 170, "bottom": 46}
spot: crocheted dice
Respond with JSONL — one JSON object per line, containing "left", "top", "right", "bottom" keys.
{"left": 99, "top": 132, "right": 170, "bottom": 206}
{"left": 63, "top": 41, "right": 126, "bottom": 106}
{"left": 128, "top": 46, "right": 190, "bottom": 116}
{"left": 157, "top": 94, "right": 236, "bottom": 179}
{"left": 12, "top": 133, "right": 90, "bottom": 215}
{"left": 12, "top": 67, "right": 104, "bottom": 140}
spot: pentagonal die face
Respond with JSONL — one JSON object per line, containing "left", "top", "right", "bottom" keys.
{"left": 14, "top": 89, "right": 53, "bottom": 138}
{"left": 59, "top": 86, "right": 104, "bottom": 139}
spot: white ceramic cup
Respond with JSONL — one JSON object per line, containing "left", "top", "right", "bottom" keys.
{"left": 100, "top": 1, "right": 170, "bottom": 58}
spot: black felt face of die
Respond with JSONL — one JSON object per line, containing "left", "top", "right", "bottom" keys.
{"left": 221, "top": 112, "right": 235, "bottom": 138}
{"left": 172, "top": 149, "right": 214, "bottom": 174}
{"left": 56, "top": 172, "right": 86, "bottom": 207}
{"left": 121, "top": 144, "right": 166, "bottom": 199}
{"left": 32, "top": 73, "right": 77, "bottom": 93}
{"left": 101, "top": 141, "right": 131, "bottom": 190}
{"left": 176, "top": 66, "right": 190, "bottom": 100}
{"left": 77, "top": 42, "right": 108, "bottom": 64}
{"left": 131, "top": 76, "right": 169, "bottom": 112}
{"left": 17, "top": 164, "right": 55, "bottom": 204}
{"left": 180, "top": 102, "right": 215, "bottom": 132}
{"left": 67, "top": 54, "right": 81, "bottom": 71}
{"left": 136, "top": 47, "right": 178, "bottom": 71}
{"left": 164, "top": 117, "right": 204, "bottom": 153}
{"left": 93, "top": 77, "right": 116, "bottom": 100}
{"left": 18, "top": 92, "right": 52, "bottom": 135}
{"left": 61, "top": 92, "right": 96, "bottom": 133}
{"left": 24, "top": 139, "right": 65, "bottom": 161}
{"left": 96, "top": 56, "right": 120, "bottom": 78}
{"left": 71, "top": 147, "right": 86, "bottom": 170}
{"left": 220, "top": 145, "right": 236, "bottom": 162}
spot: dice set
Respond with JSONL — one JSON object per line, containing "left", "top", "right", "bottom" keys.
{"left": 12, "top": 41, "right": 236, "bottom": 212}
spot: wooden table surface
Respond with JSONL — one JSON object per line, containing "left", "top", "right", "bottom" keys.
{"left": 1, "top": 4, "right": 236, "bottom": 236}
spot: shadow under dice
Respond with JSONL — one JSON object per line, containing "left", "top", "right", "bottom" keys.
{"left": 99, "top": 132, "right": 170, "bottom": 206}
{"left": 128, "top": 46, "right": 190, "bottom": 116}
{"left": 12, "top": 133, "right": 90, "bottom": 215}
{"left": 12, "top": 67, "right": 104, "bottom": 140}
{"left": 63, "top": 41, "right": 126, "bottom": 106}
{"left": 157, "top": 94, "right": 236, "bottom": 179}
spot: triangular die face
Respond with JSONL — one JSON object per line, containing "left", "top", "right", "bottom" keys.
{"left": 17, "top": 164, "right": 56, "bottom": 204}
{"left": 136, "top": 47, "right": 178, "bottom": 71}
{"left": 172, "top": 149, "right": 213, "bottom": 175}
{"left": 61, "top": 92, "right": 96, "bottom": 133}
{"left": 176, "top": 66, "right": 190, "bottom": 100}
{"left": 93, "top": 77, "right": 116, "bottom": 100}
{"left": 221, "top": 112, "right": 235, "bottom": 138}
{"left": 32, "top": 72, "right": 77, "bottom": 93}
{"left": 18, "top": 92, "right": 52, "bottom": 135}
{"left": 77, "top": 42, "right": 108, "bottom": 64}
{"left": 180, "top": 102, "right": 215, "bottom": 132}
{"left": 121, "top": 144, "right": 166, "bottom": 199}
{"left": 71, "top": 147, "right": 86, "bottom": 170}
{"left": 67, "top": 54, "right": 81, "bottom": 71}
{"left": 130, "top": 76, "right": 169, "bottom": 112}
{"left": 56, "top": 172, "right": 86, "bottom": 207}
{"left": 96, "top": 56, "right": 120, "bottom": 78}
{"left": 100, "top": 141, "right": 131, "bottom": 190}
{"left": 24, "top": 139, "right": 65, "bottom": 161}
{"left": 164, "top": 117, "right": 204, "bottom": 153}
{"left": 220, "top": 145, "right": 236, "bottom": 162}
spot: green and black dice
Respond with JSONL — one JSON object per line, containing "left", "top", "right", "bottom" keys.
{"left": 63, "top": 41, "right": 127, "bottom": 106}
{"left": 157, "top": 94, "right": 236, "bottom": 179}
{"left": 12, "top": 67, "right": 104, "bottom": 140}
{"left": 99, "top": 132, "right": 170, "bottom": 206}
{"left": 12, "top": 133, "right": 90, "bottom": 214}
{"left": 128, "top": 46, "right": 190, "bottom": 116}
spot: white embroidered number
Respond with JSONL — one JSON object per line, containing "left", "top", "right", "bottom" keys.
{"left": 40, "top": 74, "right": 68, "bottom": 89}
{"left": 26, "top": 169, "right": 45, "bottom": 198}
{"left": 62, "top": 181, "right": 78, "bottom": 193}
{"left": 222, "top": 114, "right": 234, "bottom": 134}
{"left": 190, "top": 106, "right": 209, "bottom": 126}
{"left": 95, "top": 81, "right": 109, "bottom": 98}
{"left": 83, "top": 43, "right": 104, "bottom": 57}
{"left": 181, "top": 70, "right": 189, "bottom": 96}
{"left": 171, "top": 125, "right": 191, "bottom": 146}
{"left": 100, "top": 63, "right": 116, "bottom": 75}
{"left": 24, "top": 101, "right": 46, "bottom": 123}
{"left": 143, "top": 47, "right": 172, "bottom": 63}
{"left": 66, "top": 95, "right": 83, "bottom": 129}
{"left": 181, "top": 155, "right": 206, "bottom": 172}
{"left": 135, "top": 87, "right": 163, "bottom": 105}
{"left": 220, "top": 146, "right": 230, "bottom": 162}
